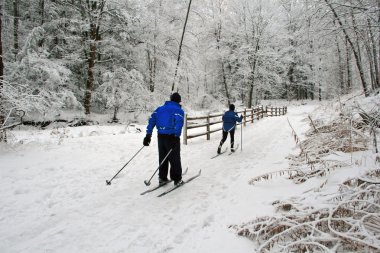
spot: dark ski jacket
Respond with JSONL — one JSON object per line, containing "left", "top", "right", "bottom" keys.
{"left": 146, "top": 101, "right": 185, "bottom": 137}
{"left": 222, "top": 110, "right": 243, "bottom": 132}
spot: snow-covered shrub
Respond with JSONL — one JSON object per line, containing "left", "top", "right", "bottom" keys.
{"left": 249, "top": 115, "right": 364, "bottom": 186}
{"left": 193, "top": 94, "right": 221, "bottom": 111}
{"left": 50, "top": 127, "right": 70, "bottom": 145}
{"left": 238, "top": 97, "right": 379, "bottom": 252}
{"left": 3, "top": 27, "right": 80, "bottom": 118}
{"left": 95, "top": 68, "right": 149, "bottom": 121}
{"left": 232, "top": 169, "right": 380, "bottom": 253}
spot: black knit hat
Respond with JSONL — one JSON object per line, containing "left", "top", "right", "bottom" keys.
{"left": 229, "top": 104, "right": 235, "bottom": 111}
{"left": 170, "top": 92, "right": 181, "bottom": 103}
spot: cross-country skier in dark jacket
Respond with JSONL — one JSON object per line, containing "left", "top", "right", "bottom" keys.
{"left": 217, "top": 104, "right": 243, "bottom": 154}
{"left": 143, "top": 92, "right": 185, "bottom": 186}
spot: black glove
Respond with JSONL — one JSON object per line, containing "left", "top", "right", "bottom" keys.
{"left": 169, "top": 134, "right": 180, "bottom": 141}
{"left": 143, "top": 134, "right": 152, "bottom": 146}
{"left": 168, "top": 135, "right": 180, "bottom": 148}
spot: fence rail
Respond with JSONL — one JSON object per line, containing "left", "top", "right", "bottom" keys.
{"left": 183, "top": 106, "right": 287, "bottom": 144}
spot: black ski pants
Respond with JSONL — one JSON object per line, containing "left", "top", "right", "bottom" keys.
{"left": 157, "top": 134, "right": 182, "bottom": 182}
{"left": 220, "top": 128, "right": 235, "bottom": 148}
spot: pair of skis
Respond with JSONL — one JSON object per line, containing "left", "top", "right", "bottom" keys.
{"left": 140, "top": 142, "right": 240, "bottom": 196}
{"left": 210, "top": 144, "right": 240, "bottom": 159}
{"left": 140, "top": 169, "right": 201, "bottom": 197}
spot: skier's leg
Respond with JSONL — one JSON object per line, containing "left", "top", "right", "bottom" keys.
{"left": 158, "top": 135, "right": 169, "bottom": 180}
{"left": 169, "top": 137, "right": 182, "bottom": 183}
{"left": 220, "top": 130, "right": 228, "bottom": 145}
{"left": 218, "top": 131, "right": 228, "bottom": 153}
{"left": 230, "top": 128, "right": 235, "bottom": 149}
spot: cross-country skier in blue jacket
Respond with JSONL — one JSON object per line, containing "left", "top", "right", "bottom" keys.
{"left": 143, "top": 92, "right": 185, "bottom": 186}
{"left": 217, "top": 104, "right": 243, "bottom": 154}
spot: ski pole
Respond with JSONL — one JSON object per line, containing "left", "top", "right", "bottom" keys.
{"left": 241, "top": 122, "right": 243, "bottom": 151}
{"left": 144, "top": 148, "right": 173, "bottom": 186}
{"left": 106, "top": 146, "right": 145, "bottom": 185}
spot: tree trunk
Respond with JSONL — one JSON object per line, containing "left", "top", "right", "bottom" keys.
{"left": 288, "top": 62, "right": 295, "bottom": 100}
{"left": 248, "top": 39, "right": 260, "bottom": 107}
{"left": 0, "top": 4, "right": 3, "bottom": 85}
{"left": 221, "top": 61, "right": 230, "bottom": 105}
{"left": 336, "top": 37, "right": 345, "bottom": 94}
{"left": 318, "top": 58, "right": 322, "bottom": 101}
{"left": 364, "top": 41, "right": 376, "bottom": 91}
{"left": 345, "top": 38, "right": 352, "bottom": 92}
{"left": 171, "top": 0, "right": 192, "bottom": 92}
{"left": 310, "top": 83, "right": 315, "bottom": 100}
{"left": 214, "top": 4, "right": 230, "bottom": 106}
{"left": 0, "top": 4, "right": 5, "bottom": 140}
{"left": 13, "top": 0, "right": 19, "bottom": 57}
{"left": 204, "top": 64, "right": 207, "bottom": 92}
{"left": 84, "top": 23, "right": 97, "bottom": 115}
{"left": 378, "top": 1, "right": 380, "bottom": 89}
{"left": 324, "top": 0, "right": 369, "bottom": 96}
{"left": 147, "top": 0, "right": 161, "bottom": 93}
{"left": 351, "top": 9, "right": 363, "bottom": 69}
{"left": 186, "top": 76, "right": 190, "bottom": 100}
{"left": 248, "top": 84, "right": 254, "bottom": 107}
{"left": 367, "top": 19, "right": 379, "bottom": 89}
{"left": 150, "top": 48, "right": 157, "bottom": 93}
{"left": 112, "top": 106, "right": 119, "bottom": 123}
{"left": 147, "top": 49, "right": 155, "bottom": 92}
{"left": 83, "top": 0, "right": 105, "bottom": 115}
{"left": 38, "top": 0, "right": 45, "bottom": 47}
{"left": 248, "top": 57, "right": 258, "bottom": 108}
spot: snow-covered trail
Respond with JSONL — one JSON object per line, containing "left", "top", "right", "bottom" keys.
{"left": 0, "top": 105, "right": 316, "bottom": 253}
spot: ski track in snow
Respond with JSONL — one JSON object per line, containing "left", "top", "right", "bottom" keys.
{"left": 0, "top": 105, "right": 317, "bottom": 253}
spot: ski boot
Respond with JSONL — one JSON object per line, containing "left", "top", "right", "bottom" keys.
{"left": 174, "top": 179, "right": 184, "bottom": 186}
{"left": 217, "top": 144, "right": 222, "bottom": 154}
{"left": 159, "top": 178, "right": 170, "bottom": 186}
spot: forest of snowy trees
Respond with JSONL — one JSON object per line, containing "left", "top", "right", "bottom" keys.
{"left": 0, "top": 0, "right": 379, "bottom": 125}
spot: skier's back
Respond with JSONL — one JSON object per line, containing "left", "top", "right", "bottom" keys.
{"left": 218, "top": 104, "right": 242, "bottom": 154}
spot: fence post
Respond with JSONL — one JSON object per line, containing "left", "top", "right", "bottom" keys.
{"left": 261, "top": 106, "right": 264, "bottom": 118}
{"left": 244, "top": 108, "right": 247, "bottom": 127}
{"left": 183, "top": 113, "right": 188, "bottom": 145}
{"left": 206, "top": 113, "right": 210, "bottom": 140}
{"left": 256, "top": 107, "right": 259, "bottom": 120}
{"left": 258, "top": 106, "right": 261, "bottom": 119}
{"left": 251, "top": 108, "right": 254, "bottom": 123}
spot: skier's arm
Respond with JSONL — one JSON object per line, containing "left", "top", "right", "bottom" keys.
{"left": 174, "top": 110, "right": 184, "bottom": 137}
{"left": 146, "top": 110, "right": 157, "bottom": 135}
{"left": 235, "top": 113, "right": 243, "bottom": 123}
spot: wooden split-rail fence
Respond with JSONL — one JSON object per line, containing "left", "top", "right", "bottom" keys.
{"left": 183, "top": 106, "right": 287, "bottom": 144}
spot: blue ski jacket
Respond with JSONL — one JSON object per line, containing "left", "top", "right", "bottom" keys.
{"left": 146, "top": 101, "right": 185, "bottom": 137}
{"left": 222, "top": 110, "right": 243, "bottom": 132}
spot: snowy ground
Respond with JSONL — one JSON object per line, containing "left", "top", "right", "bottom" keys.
{"left": 0, "top": 103, "right": 376, "bottom": 253}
